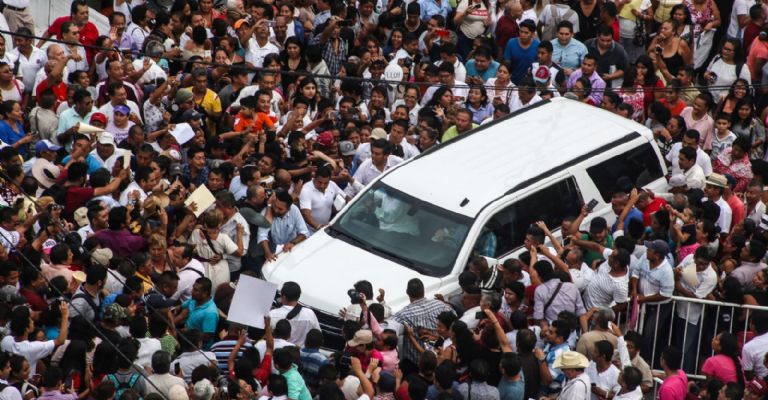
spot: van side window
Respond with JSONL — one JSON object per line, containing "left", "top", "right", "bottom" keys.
{"left": 587, "top": 143, "right": 664, "bottom": 202}
{"left": 475, "top": 177, "right": 583, "bottom": 258}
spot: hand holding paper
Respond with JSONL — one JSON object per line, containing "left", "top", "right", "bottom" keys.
{"left": 184, "top": 184, "right": 215, "bottom": 217}
{"left": 170, "top": 123, "right": 195, "bottom": 145}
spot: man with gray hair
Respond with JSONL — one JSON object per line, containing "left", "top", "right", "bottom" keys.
{"left": 146, "top": 351, "right": 186, "bottom": 399}
{"left": 575, "top": 307, "right": 617, "bottom": 361}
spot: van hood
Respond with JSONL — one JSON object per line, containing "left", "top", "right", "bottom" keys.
{"left": 261, "top": 230, "right": 443, "bottom": 314}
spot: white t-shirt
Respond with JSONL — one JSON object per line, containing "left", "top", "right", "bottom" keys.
{"left": 728, "top": 0, "right": 756, "bottom": 38}
{"left": 136, "top": 337, "right": 162, "bottom": 369}
{"left": 674, "top": 255, "right": 718, "bottom": 324}
{"left": 173, "top": 259, "right": 206, "bottom": 301}
{"left": 743, "top": 331, "right": 768, "bottom": 378}
{"left": 586, "top": 362, "right": 620, "bottom": 399}
{"left": 299, "top": 179, "right": 346, "bottom": 234}
{"left": 0, "top": 336, "right": 55, "bottom": 375}
{"left": 268, "top": 304, "right": 321, "bottom": 346}
{"left": 665, "top": 142, "right": 713, "bottom": 176}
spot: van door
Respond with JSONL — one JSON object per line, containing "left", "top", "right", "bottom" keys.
{"left": 476, "top": 175, "right": 584, "bottom": 264}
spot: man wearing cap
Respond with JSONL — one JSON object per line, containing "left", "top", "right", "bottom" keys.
{"left": 29, "top": 140, "right": 62, "bottom": 191}
{"left": 630, "top": 239, "right": 674, "bottom": 365}
{"left": 552, "top": 352, "right": 591, "bottom": 399}
{"left": 703, "top": 173, "right": 733, "bottom": 232}
{"left": 566, "top": 54, "right": 606, "bottom": 106}
{"left": 90, "top": 132, "right": 124, "bottom": 171}
{"left": 170, "top": 89, "right": 196, "bottom": 124}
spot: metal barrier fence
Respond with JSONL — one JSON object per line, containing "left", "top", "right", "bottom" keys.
{"left": 628, "top": 295, "right": 768, "bottom": 378}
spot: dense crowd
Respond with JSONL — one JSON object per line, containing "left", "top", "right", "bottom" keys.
{"left": 3, "top": 0, "right": 768, "bottom": 400}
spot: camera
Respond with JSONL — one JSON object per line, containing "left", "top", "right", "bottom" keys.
{"left": 403, "top": 57, "right": 413, "bottom": 69}
{"left": 348, "top": 289, "right": 363, "bottom": 304}
{"left": 475, "top": 311, "right": 487, "bottom": 320}
{"left": 654, "top": 45, "right": 663, "bottom": 54}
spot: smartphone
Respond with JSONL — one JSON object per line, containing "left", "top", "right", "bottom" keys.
{"left": 475, "top": 311, "right": 486, "bottom": 320}
{"left": 585, "top": 198, "right": 599, "bottom": 213}
{"left": 266, "top": 20, "right": 276, "bottom": 28}
{"left": 174, "top": 363, "right": 181, "bottom": 375}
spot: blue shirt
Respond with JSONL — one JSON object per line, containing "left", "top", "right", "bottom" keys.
{"left": 466, "top": 102, "right": 494, "bottom": 124}
{"left": 503, "top": 38, "right": 540, "bottom": 84}
{"left": 551, "top": 38, "right": 588, "bottom": 70}
{"left": 498, "top": 376, "right": 525, "bottom": 400}
{"left": 419, "top": 0, "right": 452, "bottom": 20}
{"left": 611, "top": 207, "right": 643, "bottom": 232}
{"left": 61, "top": 154, "right": 103, "bottom": 174}
{"left": 0, "top": 120, "right": 26, "bottom": 156}
{"left": 183, "top": 298, "right": 219, "bottom": 348}
{"left": 465, "top": 59, "right": 500, "bottom": 82}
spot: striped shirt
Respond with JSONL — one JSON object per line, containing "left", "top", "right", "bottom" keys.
{"left": 210, "top": 339, "right": 253, "bottom": 371}
{"left": 391, "top": 298, "right": 454, "bottom": 363}
{"left": 583, "top": 264, "right": 630, "bottom": 310}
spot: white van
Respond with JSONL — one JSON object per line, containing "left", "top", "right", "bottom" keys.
{"left": 261, "top": 98, "right": 669, "bottom": 349}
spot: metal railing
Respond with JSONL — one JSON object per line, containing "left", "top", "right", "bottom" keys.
{"left": 629, "top": 295, "right": 768, "bottom": 378}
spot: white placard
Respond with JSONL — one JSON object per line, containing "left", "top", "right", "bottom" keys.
{"left": 184, "top": 184, "right": 215, "bottom": 217}
{"left": 169, "top": 123, "right": 195, "bottom": 145}
{"left": 228, "top": 275, "right": 278, "bottom": 329}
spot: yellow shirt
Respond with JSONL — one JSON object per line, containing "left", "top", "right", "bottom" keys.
{"left": 186, "top": 87, "right": 223, "bottom": 134}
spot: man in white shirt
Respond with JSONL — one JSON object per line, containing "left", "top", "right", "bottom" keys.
{"left": 1, "top": 302, "right": 68, "bottom": 375}
{"left": 90, "top": 132, "right": 125, "bottom": 171}
{"left": 675, "top": 147, "right": 706, "bottom": 190}
{"left": 703, "top": 173, "right": 733, "bottom": 233}
{"left": 299, "top": 166, "right": 347, "bottom": 234}
{"left": 98, "top": 84, "right": 142, "bottom": 124}
{"left": 673, "top": 247, "right": 717, "bottom": 372}
{"left": 421, "top": 62, "right": 468, "bottom": 106}
{"left": 748, "top": 182, "right": 766, "bottom": 224}
{"left": 665, "top": 129, "right": 713, "bottom": 177}
{"left": 244, "top": 20, "right": 280, "bottom": 68}
{"left": 434, "top": 42, "right": 467, "bottom": 82}
{"left": 269, "top": 282, "right": 320, "bottom": 347}
{"left": 509, "top": 79, "right": 543, "bottom": 113}
{"left": 345, "top": 140, "right": 403, "bottom": 197}
{"left": 118, "top": 165, "right": 155, "bottom": 206}
{"left": 586, "top": 340, "right": 621, "bottom": 399}
{"left": 389, "top": 119, "right": 420, "bottom": 160}
{"left": 215, "top": 191, "right": 251, "bottom": 276}
{"left": 8, "top": 28, "right": 45, "bottom": 94}
{"left": 171, "top": 243, "right": 206, "bottom": 302}
{"left": 145, "top": 351, "right": 187, "bottom": 399}
{"left": 728, "top": 0, "right": 756, "bottom": 39}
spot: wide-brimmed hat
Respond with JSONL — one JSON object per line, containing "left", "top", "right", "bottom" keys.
{"left": 705, "top": 173, "right": 727, "bottom": 188}
{"left": 552, "top": 351, "right": 589, "bottom": 369}
{"left": 347, "top": 330, "right": 373, "bottom": 347}
{"left": 31, "top": 158, "right": 60, "bottom": 189}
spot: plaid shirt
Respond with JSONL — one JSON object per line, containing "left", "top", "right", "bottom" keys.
{"left": 391, "top": 298, "right": 454, "bottom": 363}
{"left": 309, "top": 36, "right": 346, "bottom": 76}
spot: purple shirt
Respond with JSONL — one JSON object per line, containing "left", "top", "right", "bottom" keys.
{"left": 566, "top": 69, "right": 606, "bottom": 106}
{"left": 533, "top": 278, "right": 586, "bottom": 322}
{"left": 94, "top": 229, "right": 146, "bottom": 257}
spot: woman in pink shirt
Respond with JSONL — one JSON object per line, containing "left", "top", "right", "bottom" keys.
{"left": 701, "top": 332, "right": 744, "bottom": 386}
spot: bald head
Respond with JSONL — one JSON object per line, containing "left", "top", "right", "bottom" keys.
{"left": 506, "top": 1, "right": 523, "bottom": 17}
{"left": 47, "top": 44, "right": 65, "bottom": 61}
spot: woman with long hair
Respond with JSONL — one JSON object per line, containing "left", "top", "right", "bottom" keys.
{"left": 449, "top": 320, "right": 481, "bottom": 369}
{"left": 712, "top": 135, "right": 754, "bottom": 192}
{"left": 635, "top": 55, "right": 666, "bottom": 112}
{"left": 573, "top": 77, "right": 595, "bottom": 105}
{"left": 619, "top": 65, "right": 648, "bottom": 122}
{"left": 9, "top": 355, "right": 39, "bottom": 400}
{"left": 383, "top": 28, "right": 406, "bottom": 59}
{"left": 294, "top": 78, "right": 322, "bottom": 119}
{"left": 671, "top": 4, "right": 693, "bottom": 43}
{"left": 705, "top": 39, "right": 751, "bottom": 101}
{"left": 715, "top": 78, "right": 751, "bottom": 116}
{"left": 486, "top": 62, "right": 516, "bottom": 106}
{"left": 730, "top": 97, "right": 765, "bottom": 159}
{"left": 465, "top": 86, "right": 493, "bottom": 123}
{"left": 648, "top": 19, "right": 692, "bottom": 81}
{"left": 280, "top": 37, "right": 307, "bottom": 95}
{"left": 701, "top": 332, "right": 744, "bottom": 386}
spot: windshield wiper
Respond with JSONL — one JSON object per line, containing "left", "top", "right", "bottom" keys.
{"left": 326, "top": 226, "right": 371, "bottom": 250}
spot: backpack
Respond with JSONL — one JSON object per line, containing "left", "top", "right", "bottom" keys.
{"left": 540, "top": 4, "right": 576, "bottom": 42}
{"left": 106, "top": 373, "right": 142, "bottom": 400}
{"left": 71, "top": 289, "right": 102, "bottom": 322}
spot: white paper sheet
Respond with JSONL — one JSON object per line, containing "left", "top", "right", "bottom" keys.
{"left": 681, "top": 263, "right": 700, "bottom": 287}
{"left": 184, "top": 184, "right": 215, "bottom": 217}
{"left": 170, "top": 123, "right": 195, "bottom": 145}
{"left": 77, "top": 123, "right": 104, "bottom": 134}
{"left": 228, "top": 275, "right": 278, "bottom": 329}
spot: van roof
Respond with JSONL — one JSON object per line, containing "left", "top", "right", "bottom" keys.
{"left": 381, "top": 97, "right": 653, "bottom": 217}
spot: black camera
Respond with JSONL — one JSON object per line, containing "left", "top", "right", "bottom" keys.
{"left": 654, "top": 45, "right": 663, "bottom": 54}
{"left": 348, "top": 289, "right": 363, "bottom": 304}
{"left": 403, "top": 57, "right": 413, "bottom": 69}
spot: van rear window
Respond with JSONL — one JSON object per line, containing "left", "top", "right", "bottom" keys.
{"left": 586, "top": 143, "right": 665, "bottom": 202}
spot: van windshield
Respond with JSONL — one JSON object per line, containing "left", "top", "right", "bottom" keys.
{"left": 328, "top": 182, "right": 472, "bottom": 277}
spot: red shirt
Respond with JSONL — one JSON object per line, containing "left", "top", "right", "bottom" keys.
{"left": 744, "top": 22, "right": 762, "bottom": 53}
{"left": 642, "top": 198, "right": 668, "bottom": 227}
{"left": 19, "top": 287, "right": 48, "bottom": 312}
{"left": 727, "top": 195, "right": 746, "bottom": 229}
{"left": 495, "top": 15, "right": 519, "bottom": 53}
{"left": 64, "top": 186, "right": 95, "bottom": 221}
{"left": 35, "top": 80, "right": 67, "bottom": 108}
{"left": 49, "top": 16, "right": 99, "bottom": 62}
{"left": 610, "top": 18, "right": 620, "bottom": 42}
{"left": 661, "top": 99, "right": 686, "bottom": 117}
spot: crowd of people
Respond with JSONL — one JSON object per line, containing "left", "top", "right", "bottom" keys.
{"left": 2, "top": 0, "right": 768, "bottom": 399}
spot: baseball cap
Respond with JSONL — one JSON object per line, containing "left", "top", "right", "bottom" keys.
{"left": 169, "top": 164, "right": 183, "bottom": 177}
{"left": 668, "top": 174, "right": 686, "bottom": 188}
{"left": 90, "top": 113, "right": 108, "bottom": 125}
{"left": 370, "top": 127, "right": 388, "bottom": 140}
{"left": 145, "top": 293, "right": 178, "bottom": 310}
{"left": 339, "top": 140, "right": 355, "bottom": 156}
{"left": 91, "top": 248, "right": 113, "bottom": 267}
{"left": 113, "top": 104, "right": 130, "bottom": 116}
{"left": 98, "top": 132, "right": 116, "bottom": 146}
{"left": 35, "top": 140, "right": 62, "bottom": 153}
{"left": 234, "top": 18, "right": 251, "bottom": 30}
{"left": 533, "top": 65, "right": 550, "bottom": 84}
{"left": 644, "top": 239, "right": 670, "bottom": 257}
{"left": 174, "top": 89, "right": 193, "bottom": 105}
{"left": 73, "top": 207, "right": 89, "bottom": 228}
{"left": 42, "top": 239, "right": 57, "bottom": 255}
{"left": 182, "top": 109, "right": 203, "bottom": 122}
{"left": 315, "top": 131, "right": 334, "bottom": 147}
{"left": 347, "top": 330, "right": 373, "bottom": 347}
{"left": 104, "top": 303, "right": 128, "bottom": 321}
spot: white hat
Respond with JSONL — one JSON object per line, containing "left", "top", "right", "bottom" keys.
{"left": 98, "top": 132, "right": 116, "bottom": 146}
{"left": 31, "top": 158, "right": 60, "bottom": 189}
{"left": 552, "top": 351, "right": 589, "bottom": 369}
